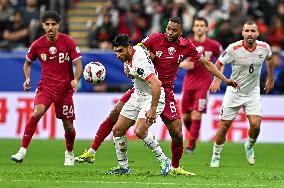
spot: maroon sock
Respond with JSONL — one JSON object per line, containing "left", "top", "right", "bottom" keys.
{"left": 91, "top": 117, "right": 115, "bottom": 151}
{"left": 65, "top": 128, "right": 76, "bottom": 152}
{"left": 188, "top": 120, "right": 201, "bottom": 149}
{"left": 21, "top": 116, "right": 40, "bottom": 148}
{"left": 171, "top": 141, "right": 183, "bottom": 168}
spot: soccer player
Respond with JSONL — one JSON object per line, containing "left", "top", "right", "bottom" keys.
{"left": 180, "top": 17, "right": 222, "bottom": 153}
{"left": 75, "top": 17, "right": 239, "bottom": 174}
{"left": 105, "top": 34, "right": 171, "bottom": 175}
{"left": 11, "top": 11, "right": 83, "bottom": 166}
{"left": 209, "top": 21, "right": 274, "bottom": 168}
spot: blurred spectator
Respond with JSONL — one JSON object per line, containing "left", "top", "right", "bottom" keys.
{"left": 96, "top": 0, "right": 119, "bottom": 27}
{"left": 228, "top": 1, "right": 246, "bottom": 39}
{"left": 0, "top": 0, "right": 14, "bottom": 40}
{"left": 116, "top": 8, "right": 143, "bottom": 44}
{"left": 267, "top": 16, "right": 284, "bottom": 50}
{"left": 214, "top": 19, "right": 237, "bottom": 48}
{"left": 260, "top": 51, "right": 284, "bottom": 94}
{"left": 19, "top": 0, "right": 40, "bottom": 27}
{"left": 89, "top": 13, "right": 116, "bottom": 49}
{"left": 197, "top": 0, "right": 228, "bottom": 37}
{"left": 0, "top": 10, "right": 29, "bottom": 49}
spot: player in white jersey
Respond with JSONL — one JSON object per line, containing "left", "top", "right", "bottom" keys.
{"left": 209, "top": 21, "right": 275, "bottom": 167}
{"left": 106, "top": 34, "right": 171, "bottom": 176}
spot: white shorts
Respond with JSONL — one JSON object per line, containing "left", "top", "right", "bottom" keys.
{"left": 120, "top": 91, "right": 165, "bottom": 121}
{"left": 220, "top": 89, "right": 262, "bottom": 120}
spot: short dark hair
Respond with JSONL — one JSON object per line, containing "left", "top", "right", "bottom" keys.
{"left": 193, "top": 16, "right": 208, "bottom": 27}
{"left": 41, "top": 10, "right": 61, "bottom": 23}
{"left": 244, "top": 20, "right": 257, "bottom": 26}
{"left": 169, "top": 17, "right": 183, "bottom": 25}
{"left": 113, "top": 34, "right": 132, "bottom": 47}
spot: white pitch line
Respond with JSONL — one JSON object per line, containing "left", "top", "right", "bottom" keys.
{"left": 0, "top": 179, "right": 282, "bottom": 187}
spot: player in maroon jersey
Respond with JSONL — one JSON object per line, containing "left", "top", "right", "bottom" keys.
{"left": 180, "top": 17, "right": 223, "bottom": 153}
{"left": 11, "top": 11, "right": 83, "bottom": 166}
{"left": 75, "top": 17, "right": 239, "bottom": 175}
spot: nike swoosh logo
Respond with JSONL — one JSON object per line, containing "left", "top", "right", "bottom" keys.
{"left": 50, "top": 56, "right": 56, "bottom": 59}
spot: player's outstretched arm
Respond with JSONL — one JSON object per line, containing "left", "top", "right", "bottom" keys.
{"left": 23, "top": 60, "right": 32, "bottom": 91}
{"left": 199, "top": 57, "right": 240, "bottom": 90}
{"left": 264, "top": 56, "right": 275, "bottom": 93}
{"left": 71, "top": 59, "right": 83, "bottom": 92}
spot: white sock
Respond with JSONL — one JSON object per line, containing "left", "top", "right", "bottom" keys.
{"left": 113, "top": 135, "right": 129, "bottom": 169}
{"left": 246, "top": 137, "right": 256, "bottom": 149}
{"left": 212, "top": 143, "right": 224, "bottom": 159}
{"left": 88, "top": 148, "right": 96, "bottom": 155}
{"left": 142, "top": 132, "right": 167, "bottom": 163}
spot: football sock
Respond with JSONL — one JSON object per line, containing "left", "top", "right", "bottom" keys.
{"left": 187, "top": 120, "right": 201, "bottom": 149}
{"left": 21, "top": 116, "right": 40, "bottom": 148}
{"left": 88, "top": 148, "right": 96, "bottom": 155}
{"left": 212, "top": 142, "right": 224, "bottom": 158}
{"left": 142, "top": 132, "right": 167, "bottom": 163}
{"left": 113, "top": 135, "right": 129, "bottom": 169}
{"left": 246, "top": 137, "right": 256, "bottom": 149}
{"left": 91, "top": 117, "right": 114, "bottom": 151}
{"left": 171, "top": 141, "right": 183, "bottom": 168}
{"left": 65, "top": 128, "right": 76, "bottom": 152}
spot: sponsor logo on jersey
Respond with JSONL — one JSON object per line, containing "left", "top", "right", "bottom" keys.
{"left": 40, "top": 54, "right": 46, "bottom": 61}
{"left": 49, "top": 46, "right": 57, "bottom": 55}
{"left": 168, "top": 47, "right": 176, "bottom": 55}
{"left": 156, "top": 51, "right": 163, "bottom": 58}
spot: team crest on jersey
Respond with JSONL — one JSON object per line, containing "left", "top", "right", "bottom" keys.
{"left": 204, "top": 51, "right": 213, "bottom": 60}
{"left": 137, "top": 68, "right": 144, "bottom": 76}
{"left": 168, "top": 47, "right": 176, "bottom": 55}
{"left": 156, "top": 51, "right": 163, "bottom": 58}
{"left": 196, "top": 46, "right": 204, "bottom": 53}
{"left": 49, "top": 46, "right": 57, "bottom": 55}
{"left": 40, "top": 54, "right": 46, "bottom": 61}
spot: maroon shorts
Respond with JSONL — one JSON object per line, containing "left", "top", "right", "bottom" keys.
{"left": 160, "top": 88, "right": 181, "bottom": 121}
{"left": 34, "top": 89, "right": 75, "bottom": 120}
{"left": 181, "top": 89, "right": 208, "bottom": 113}
{"left": 119, "top": 88, "right": 135, "bottom": 103}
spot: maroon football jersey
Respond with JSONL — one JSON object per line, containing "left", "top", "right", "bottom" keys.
{"left": 182, "top": 37, "right": 222, "bottom": 90}
{"left": 142, "top": 32, "right": 202, "bottom": 90}
{"left": 26, "top": 33, "right": 82, "bottom": 93}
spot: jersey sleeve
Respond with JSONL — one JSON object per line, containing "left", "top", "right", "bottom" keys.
{"left": 26, "top": 42, "right": 37, "bottom": 62}
{"left": 218, "top": 44, "right": 235, "bottom": 64}
{"left": 186, "top": 40, "right": 202, "bottom": 61}
{"left": 141, "top": 32, "right": 159, "bottom": 51}
{"left": 68, "top": 37, "right": 82, "bottom": 62}
{"left": 266, "top": 43, "right": 272, "bottom": 59}
{"left": 131, "top": 48, "right": 155, "bottom": 81}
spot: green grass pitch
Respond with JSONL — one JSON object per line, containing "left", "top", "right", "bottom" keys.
{"left": 0, "top": 139, "right": 283, "bottom": 188}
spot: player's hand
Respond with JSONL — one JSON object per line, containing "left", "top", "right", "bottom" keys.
{"left": 209, "top": 79, "right": 221, "bottom": 93}
{"left": 225, "top": 79, "right": 240, "bottom": 91}
{"left": 145, "top": 108, "right": 157, "bottom": 124}
{"left": 23, "top": 79, "right": 31, "bottom": 91}
{"left": 71, "top": 79, "right": 79, "bottom": 92}
{"left": 264, "top": 79, "right": 274, "bottom": 93}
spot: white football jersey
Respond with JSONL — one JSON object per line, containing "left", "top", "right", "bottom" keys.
{"left": 218, "top": 40, "right": 272, "bottom": 95}
{"left": 127, "top": 45, "right": 160, "bottom": 95}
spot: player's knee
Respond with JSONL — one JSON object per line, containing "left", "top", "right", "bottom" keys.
{"left": 250, "top": 121, "right": 261, "bottom": 129}
{"left": 32, "top": 110, "right": 45, "bottom": 119}
{"left": 109, "top": 102, "right": 124, "bottom": 122}
{"left": 182, "top": 114, "right": 191, "bottom": 125}
{"left": 191, "top": 110, "right": 201, "bottom": 120}
{"left": 134, "top": 127, "right": 146, "bottom": 139}
{"left": 112, "top": 126, "right": 124, "bottom": 137}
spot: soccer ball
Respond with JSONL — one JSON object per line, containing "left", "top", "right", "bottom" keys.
{"left": 83, "top": 62, "right": 106, "bottom": 84}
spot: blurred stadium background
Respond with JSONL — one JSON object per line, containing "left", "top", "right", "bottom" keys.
{"left": 1, "top": 0, "right": 284, "bottom": 142}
